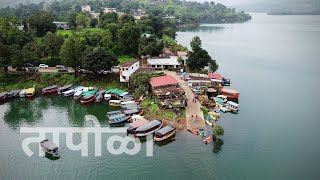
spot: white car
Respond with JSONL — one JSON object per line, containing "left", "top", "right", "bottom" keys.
{"left": 39, "top": 64, "right": 49, "bottom": 68}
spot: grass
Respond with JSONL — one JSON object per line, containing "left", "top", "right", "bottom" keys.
{"left": 118, "top": 55, "right": 134, "bottom": 65}
{"left": 56, "top": 28, "right": 104, "bottom": 38}
{"left": 0, "top": 73, "right": 127, "bottom": 92}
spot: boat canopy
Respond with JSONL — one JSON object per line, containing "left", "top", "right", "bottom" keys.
{"left": 108, "top": 114, "right": 126, "bottom": 119}
{"left": 129, "top": 119, "right": 149, "bottom": 128}
{"left": 109, "top": 100, "right": 121, "bottom": 103}
{"left": 107, "top": 110, "right": 122, "bottom": 115}
{"left": 106, "top": 89, "right": 128, "bottom": 97}
{"left": 123, "top": 109, "right": 139, "bottom": 115}
{"left": 227, "top": 101, "right": 239, "bottom": 107}
{"left": 121, "top": 101, "right": 136, "bottom": 105}
{"left": 136, "top": 120, "right": 162, "bottom": 132}
{"left": 41, "top": 141, "right": 58, "bottom": 150}
{"left": 74, "top": 91, "right": 82, "bottom": 96}
{"left": 58, "top": 84, "right": 73, "bottom": 91}
{"left": 82, "top": 90, "right": 98, "bottom": 96}
{"left": 214, "top": 97, "right": 225, "bottom": 103}
{"left": 0, "top": 92, "right": 8, "bottom": 97}
{"left": 42, "top": 85, "right": 59, "bottom": 91}
{"left": 26, "top": 86, "right": 35, "bottom": 94}
{"left": 82, "top": 94, "right": 94, "bottom": 99}
{"left": 155, "top": 125, "right": 175, "bottom": 136}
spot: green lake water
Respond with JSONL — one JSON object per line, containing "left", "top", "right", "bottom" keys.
{"left": 1, "top": 13, "right": 320, "bottom": 179}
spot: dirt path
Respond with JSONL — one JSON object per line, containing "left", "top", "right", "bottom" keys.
{"left": 162, "top": 70, "right": 206, "bottom": 130}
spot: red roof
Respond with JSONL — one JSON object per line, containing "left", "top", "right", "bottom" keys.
{"left": 150, "top": 75, "right": 179, "bottom": 87}
{"left": 208, "top": 73, "right": 222, "bottom": 80}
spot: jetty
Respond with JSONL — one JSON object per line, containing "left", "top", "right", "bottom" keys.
{"left": 163, "top": 71, "right": 206, "bottom": 130}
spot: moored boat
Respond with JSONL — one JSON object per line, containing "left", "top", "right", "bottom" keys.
{"left": 7, "top": 90, "right": 17, "bottom": 98}
{"left": 127, "top": 119, "right": 150, "bottom": 134}
{"left": 203, "top": 136, "right": 212, "bottom": 144}
{"left": 63, "top": 89, "right": 76, "bottom": 97}
{"left": 109, "top": 100, "right": 121, "bottom": 106}
{"left": 12, "top": 90, "right": 22, "bottom": 98}
{"left": 220, "top": 88, "right": 240, "bottom": 99}
{"left": 95, "top": 94, "right": 103, "bottom": 103}
{"left": 80, "top": 94, "right": 95, "bottom": 105}
{"left": 25, "top": 85, "right": 35, "bottom": 99}
{"left": 0, "top": 92, "right": 8, "bottom": 101}
{"left": 104, "top": 93, "right": 111, "bottom": 101}
{"left": 108, "top": 114, "right": 130, "bottom": 124}
{"left": 40, "top": 139, "right": 60, "bottom": 157}
{"left": 73, "top": 90, "right": 83, "bottom": 100}
{"left": 187, "top": 128, "right": 199, "bottom": 135}
{"left": 226, "top": 101, "right": 239, "bottom": 113}
{"left": 42, "top": 85, "right": 59, "bottom": 95}
{"left": 134, "top": 120, "right": 163, "bottom": 137}
{"left": 57, "top": 84, "right": 73, "bottom": 95}
{"left": 154, "top": 125, "right": 176, "bottom": 142}
{"left": 19, "top": 89, "right": 27, "bottom": 98}
{"left": 107, "top": 110, "right": 122, "bottom": 116}
{"left": 205, "top": 120, "right": 214, "bottom": 127}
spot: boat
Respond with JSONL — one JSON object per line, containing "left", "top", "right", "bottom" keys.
{"left": 187, "top": 128, "right": 199, "bottom": 135}
{"left": 222, "top": 77, "right": 231, "bottom": 86}
{"left": 42, "top": 85, "right": 59, "bottom": 95}
{"left": 62, "top": 89, "right": 76, "bottom": 97}
{"left": 127, "top": 119, "right": 150, "bottom": 134}
{"left": 120, "top": 101, "right": 136, "bottom": 106}
{"left": 154, "top": 125, "right": 176, "bottom": 142}
{"left": 73, "top": 91, "right": 83, "bottom": 100}
{"left": 57, "top": 84, "right": 73, "bottom": 95}
{"left": 19, "top": 89, "right": 27, "bottom": 98}
{"left": 220, "top": 88, "right": 240, "bottom": 99}
{"left": 134, "top": 120, "right": 163, "bottom": 137}
{"left": 130, "top": 115, "right": 145, "bottom": 122}
{"left": 107, "top": 110, "right": 122, "bottom": 116}
{"left": 25, "top": 85, "right": 35, "bottom": 99}
{"left": 220, "top": 106, "right": 229, "bottom": 113}
{"left": 7, "top": 90, "right": 17, "bottom": 98}
{"left": 0, "top": 92, "right": 8, "bottom": 101}
{"left": 108, "top": 114, "right": 130, "bottom": 124}
{"left": 40, "top": 139, "right": 59, "bottom": 157}
{"left": 96, "top": 90, "right": 105, "bottom": 96}
{"left": 208, "top": 111, "right": 220, "bottom": 118}
{"left": 104, "top": 94, "right": 111, "bottom": 101}
{"left": 205, "top": 120, "right": 214, "bottom": 127}
{"left": 95, "top": 94, "right": 103, "bottom": 103}
{"left": 123, "top": 108, "right": 141, "bottom": 116}
{"left": 80, "top": 94, "right": 95, "bottom": 105}
{"left": 226, "top": 101, "right": 239, "bottom": 113}
{"left": 214, "top": 95, "right": 228, "bottom": 104}
{"left": 122, "top": 103, "right": 140, "bottom": 109}
{"left": 203, "top": 136, "right": 212, "bottom": 144}
{"left": 12, "top": 90, "right": 21, "bottom": 97}
{"left": 81, "top": 89, "right": 98, "bottom": 96}
{"left": 109, "top": 100, "right": 121, "bottom": 106}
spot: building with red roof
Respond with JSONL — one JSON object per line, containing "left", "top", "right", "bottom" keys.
{"left": 150, "top": 75, "right": 179, "bottom": 88}
{"left": 208, "top": 73, "right": 222, "bottom": 80}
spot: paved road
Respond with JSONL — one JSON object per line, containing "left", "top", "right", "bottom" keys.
{"left": 162, "top": 70, "right": 206, "bottom": 130}
{"left": 8, "top": 66, "right": 75, "bottom": 73}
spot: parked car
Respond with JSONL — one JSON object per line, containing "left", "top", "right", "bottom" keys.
{"left": 25, "top": 63, "right": 34, "bottom": 67}
{"left": 39, "top": 64, "right": 49, "bottom": 68}
{"left": 16, "top": 67, "right": 26, "bottom": 71}
{"left": 58, "top": 67, "right": 68, "bottom": 72}
{"left": 55, "top": 65, "right": 64, "bottom": 69}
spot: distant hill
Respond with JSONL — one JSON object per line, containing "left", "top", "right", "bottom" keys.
{"left": 0, "top": 0, "right": 50, "bottom": 8}
{"left": 231, "top": 0, "right": 320, "bottom": 13}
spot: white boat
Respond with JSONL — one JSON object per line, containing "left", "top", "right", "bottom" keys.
{"left": 226, "top": 101, "right": 239, "bottom": 113}
{"left": 63, "top": 89, "right": 75, "bottom": 97}
{"left": 134, "top": 120, "right": 163, "bottom": 137}
{"left": 154, "top": 125, "right": 176, "bottom": 142}
{"left": 19, "top": 89, "right": 27, "bottom": 98}
{"left": 40, "top": 139, "right": 60, "bottom": 157}
{"left": 104, "top": 94, "right": 111, "bottom": 101}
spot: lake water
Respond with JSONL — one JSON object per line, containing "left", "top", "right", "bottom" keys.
{"left": 1, "top": 13, "right": 320, "bottom": 179}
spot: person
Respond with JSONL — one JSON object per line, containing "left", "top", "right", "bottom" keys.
{"left": 195, "top": 115, "right": 198, "bottom": 120}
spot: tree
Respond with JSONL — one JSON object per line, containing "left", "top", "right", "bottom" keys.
{"left": 213, "top": 125, "right": 224, "bottom": 140}
{"left": 90, "top": 18, "right": 98, "bottom": 28}
{"left": 119, "top": 14, "right": 134, "bottom": 24}
{"left": 67, "top": 12, "right": 78, "bottom": 28}
{"left": 117, "top": 23, "right": 140, "bottom": 55}
{"left": 82, "top": 47, "right": 118, "bottom": 74}
{"left": 28, "top": 11, "right": 56, "bottom": 36}
{"left": 42, "top": 32, "right": 64, "bottom": 57}
{"left": 76, "top": 13, "right": 89, "bottom": 28}
{"left": 60, "top": 35, "right": 82, "bottom": 75}
{"left": 99, "top": 12, "right": 118, "bottom": 28}
{"left": 0, "top": 43, "right": 13, "bottom": 75}
{"left": 138, "top": 35, "right": 163, "bottom": 56}
{"left": 187, "top": 36, "right": 218, "bottom": 72}
{"left": 130, "top": 72, "right": 153, "bottom": 98}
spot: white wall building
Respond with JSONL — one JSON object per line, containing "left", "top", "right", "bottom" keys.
{"left": 104, "top": 8, "right": 117, "bottom": 13}
{"left": 120, "top": 61, "right": 140, "bottom": 83}
{"left": 147, "top": 57, "right": 179, "bottom": 69}
{"left": 81, "top": 5, "right": 91, "bottom": 12}
{"left": 53, "top": 21, "right": 69, "bottom": 30}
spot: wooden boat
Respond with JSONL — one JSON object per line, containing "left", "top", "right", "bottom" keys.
{"left": 127, "top": 119, "right": 150, "bottom": 134}
{"left": 80, "top": 94, "right": 95, "bottom": 105}
{"left": 0, "top": 92, "right": 8, "bottom": 101}
{"left": 203, "top": 136, "right": 212, "bottom": 144}
{"left": 107, "top": 110, "right": 122, "bottom": 116}
{"left": 57, "top": 84, "right": 73, "bottom": 95}
{"left": 187, "top": 128, "right": 199, "bottom": 135}
{"left": 109, "top": 100, "right": 121, "bottom": 106}
{"left": 121, "top": 104, "right": 141, "bottom": 110}
{"left": 226, "top": 101, "right": 239, "bottom": 113}
{"left": 134, "top": 120, "right": 163, "bottom": 137}
{"left": 12, "top": 90, "right": 22, "bottom": 98}
{"left": 19, "top": 89, "right": 27, "bottom": 98}
{"left": 220, "top": 88, "right": 240, "bottom": 99}
{"left": 73, "top": 91, "right": 83, "bottom": 100}
{"left": 205, "top": 120, "right": 214, "bottom": 127}
{"left": 7, "top": 90, "right": 17, "bottom": 98}
{"left": 108, "top": 114, "right": 130, "bottom": 124}
{"left": 42, "top": 85, "right": 59, "bottom": 95}
{"left": 63, "top": 89, "right": 76, "bottom": 97}
{"left": 123, "top": 108, "right": 140, "bottom": 116}
{"left": 95, "top": 94, "right": 103, "bottom": 103}
{"left": 96, "top": 90, "right": 105, "bottom": 96}
{"left": 154, "top": 125, "right": 176, "bottom": 142}
{"left": 77, "top": 90, "right": 98, "bottom": 101}
{"left": 208, "top": 111, "right": 220, "bottom": 118}
{"left": 25, "top": 85, "right": 35, "bottom": 99}
{"left": 40, "top": 139, "right": 59, "bottom": 157}
{"left": 214, "top": 95, "right": 228, "bottom": 104}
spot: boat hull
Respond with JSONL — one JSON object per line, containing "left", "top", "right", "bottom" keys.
{"left": 154, "top": 130, "right": 175, "bottom": 142}
{"left": 42, "top": 89, "right": 57, "bottom": 95}
{"left": 135, "top": 122, "right": 163, "bottom": 137}
{"left": 80, "top": 97, "right": 95, "bottom": 105}
{"left": 26, "top": 94, "right": 35, "bottom": 99}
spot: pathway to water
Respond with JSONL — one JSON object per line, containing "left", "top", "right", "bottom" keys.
{"left": 162, "top": 70, "right": 206, "bottom": 130}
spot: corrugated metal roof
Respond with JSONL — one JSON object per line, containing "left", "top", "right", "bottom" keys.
{"left": 150, "top": 75, "right": 179, "bottom": 87}
{"left": 208, "top": 73, "right": 222, "bottom": 80}
{"left": 147, "top": 57, "right": 179, "bottom": 66}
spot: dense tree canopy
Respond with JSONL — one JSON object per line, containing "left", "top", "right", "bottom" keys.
{"left": 187, "top": 36, "right": 218, "bottom": 72}
{"left": 28, "top": 11, "right": 56, "bottom": 36}
{"left": 60, "top": 35, "right": 82, "bottom": 75}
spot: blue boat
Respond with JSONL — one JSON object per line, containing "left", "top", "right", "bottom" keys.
{"left": 108, "top": 115, "right": 130, "bottom": 124}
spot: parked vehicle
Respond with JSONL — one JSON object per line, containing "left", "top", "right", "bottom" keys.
{"left": 58, "top": 67, "right": 68, "bottom": 72}
{"left": 27, "top": 67, "right": 38, "bottom": 72}
{"left": 16, "top": 67, "right": 26, "bottom": 71}
{"left": 55, "top": 65, "right": 64, "bottom": 69}
{"left": 39, "top": 64, "right": 49, "bottom": 68}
